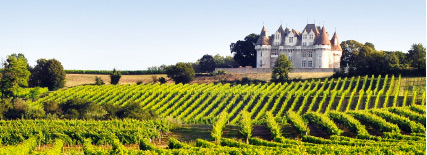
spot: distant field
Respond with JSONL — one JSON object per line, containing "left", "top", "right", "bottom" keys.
{"left": 65, "top": 72, "right": 333, "bottom": 87}
{"left": 65, "top": 74, "right": 168, "bottom": 87}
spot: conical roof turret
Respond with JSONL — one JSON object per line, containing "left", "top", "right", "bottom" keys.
{"left": 330, "top": 32, "right": 342, "bottom": 51}
{"left": 256, "top": 26, "right": 270, "bottom": 45}
{"left": 277, "top": 25, "right": 285, "bottom": 34}
{"left": 316, "top": 26, "right": 331, "bottom": 45}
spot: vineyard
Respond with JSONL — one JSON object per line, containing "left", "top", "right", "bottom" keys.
{"left": 1, "top": 75, "right": 426, "bottom": 154}
{"left": 30, "top": 75, "right": 425, "bottom": 124}
{"left": 0, "top": 105, "right": 425, "bottom": 154}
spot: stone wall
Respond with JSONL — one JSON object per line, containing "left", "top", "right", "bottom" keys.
{"left": 215, "top": 68, "right": 338, "bottom": 73}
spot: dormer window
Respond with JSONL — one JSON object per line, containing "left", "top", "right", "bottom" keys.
{"left": 303, "top": 35, "right": 307, "bottom": 39}
{"left": 289, "top": 37, "right": 293, "bottom": 43}
{"left": 309, "top": 34, "right": 313, "bottom": 39}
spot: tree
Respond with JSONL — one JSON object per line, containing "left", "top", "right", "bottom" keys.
{"left": 213, "top": 54, "right": 239, "bottom": 68}
{"left": 30, "top": 59, "right": 66, "bottom": 91}
{"left": 271, "top": 55, "right": 292, "bottom": 82}
{"left": 340, "top": 40, "right": 363, "bottom": 70}
{"left": 0, "top": 53, "right": 31, "bottom": 98}
{"left": 230, "top": 33, "right": 259, "bottom": 67}
{"left": 110, "top": 68, "right": 121, "bottom": 84}
{"left": 166, "top": 62, "right": 195, "bottom": 84}
{"left": 407, "top": 43, "right": 426, "bottom": 71}
{"left": 199, "top": 54, "right": 216, "bottom": 73}
{"left": 384, "top": 52, "right": 400, "bottom": 70}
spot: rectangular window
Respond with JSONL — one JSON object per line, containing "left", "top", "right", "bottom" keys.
{"left": 308, "top": 51, "right": 313, "bottom": 57}
{"left": 309, "top": 34, "right": 313, "bottom": 39}
{"left": 308, "top": 61, "right": 313, "bottom": 67}
{"left": 288, "top": 56, "right": 292, "bottom": 62}
{"left": 289, "top": 37, "right": 293, "bottom": 43}
{"left": 302, "top": 60, "right": 306, "bottom": 67}
{"left": 302, "top": 52, "right": 306, "bottom": 57}
{"left": 303, "top": 35, "right": 307, "bottom": 39}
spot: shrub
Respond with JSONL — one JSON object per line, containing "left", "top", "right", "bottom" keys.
{"left": 60, "top": 98, "right": 107, "bottom": 119}
{"left": 215, "top": 70, "right": 226, "bottom": 75}
{"left": 4, "top": 98, "right": 27, "bottom": 119}
{"left": 116, "top": 102, "right": 159, "bottom": 120}
{"left": 94, "top": 76, "right": 105, "bottom": 85}
{"left": 159, "top": 77, "right": 167, "bottom": 84}
{"left": 166, "top": 62, "right": 195, "bottom": 84}
{"left": 110, "top": 68, "right": 121, "bottom": 84}
{"left": 136, "top": 80, "right": 143, "bottom": 85}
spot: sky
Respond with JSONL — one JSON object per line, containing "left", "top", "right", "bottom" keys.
{"left": 0, "top": 0, "right": 425, "bottom": 70}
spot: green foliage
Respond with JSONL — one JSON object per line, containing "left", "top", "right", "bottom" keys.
{"left": 264, "top": 112, "right": 282, "bottom": 140}
{"left": 370, "top": 109, "right": 425, "bottom": 133}
{"left": 0, "top": 53, "right": 31, "bottom": 98}
{"left": 59, "top": 98, "right": 107, "bottom": 119}
{"left": 0, "top": 137, "right": 36, "bottom": 155}
{"left": 407, "top": 43, "right": 426, "bottom": 71}
{"left": 213, "top": 54, "right": 239, "bottom": 68}
{"left": 304, "top": 112, "right": 342, "bottom": 136}
{"left": 158, "top": 77, "right": 167, "bottom": 84}
{"left": 30, "top": 59, "right": 65, "bottom": 91}
{"left": 109, "top": 68, "right": 121, "bottom": 85}
{"left": 271, "top": 54, "right": 293, "bottom": 82}
{"left": 286, "top": 111, "right": 309, "bottom": 136}
{"left": 211, "top": 112, "right": 228, "bottom": 144}
{"left": 388, "top": 107, "right": 426, "bottom": 126}
{"left": 348, "top": 111, "right": 400, "bottom": 134}
{"left": 198, "top": 54, "right": 216, "bottom": 73}
{"left": 0, "top": 119, "right": 172, "bottom": 145}
{"left": 83, "top": 138, "right": 109, "bottom": 155}
{"left": 94, "top": 76, "right": 105, "bottom": 85}
{"left": 195, "top": 139, "right": 218, "bottom": 148}
{"left": 402, "top": 90, "right": 409, "bottom": 106}
{"left": 168, "top": 138, "right": 192, "bottom": 149}
{"left": 230, "top": 33, "right": 259, "bottom": 67}
{"left": 328, "top": 112, "right": 370, "bottom": 137}
{"left": 116, "top": 102, "right": 159, "bottom": 120}
{"left": 42, "top": 139, "right": 63, "bottom": 155}
{"left": 238, "top": 111, "right": 252, "bottom": 144}
{"left": 166, "top": 62, "right": 195, "bottom": 84}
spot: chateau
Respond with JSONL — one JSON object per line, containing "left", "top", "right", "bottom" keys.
{"left": 256, "top": 24, "right": 342, "bottom": 68}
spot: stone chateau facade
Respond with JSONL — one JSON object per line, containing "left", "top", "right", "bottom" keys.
{"left": 256, "top": 24, "right": 342, "bottom": 68}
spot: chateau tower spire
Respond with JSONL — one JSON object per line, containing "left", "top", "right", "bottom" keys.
{"left": 316, "top": 26, "right": 331, "bottom": 45}
{"left": 330, "top": 32, "right": 342, "bottom": 51}
{"left": 256, "top": 26, "right": 270, "bottom": 45}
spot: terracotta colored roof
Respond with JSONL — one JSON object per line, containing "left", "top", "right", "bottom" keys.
{"left": 330, "top": 32, "right": 342, "bottom": 51}
{"left": 256, "top": 26, "right": 270, "bottom": 45}
{"left": 315, "top": 26, "right": 331, "bottom": 45}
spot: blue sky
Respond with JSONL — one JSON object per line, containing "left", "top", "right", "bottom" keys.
{"left": 0, "top": 0, "right": 425, "bottom": 70}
